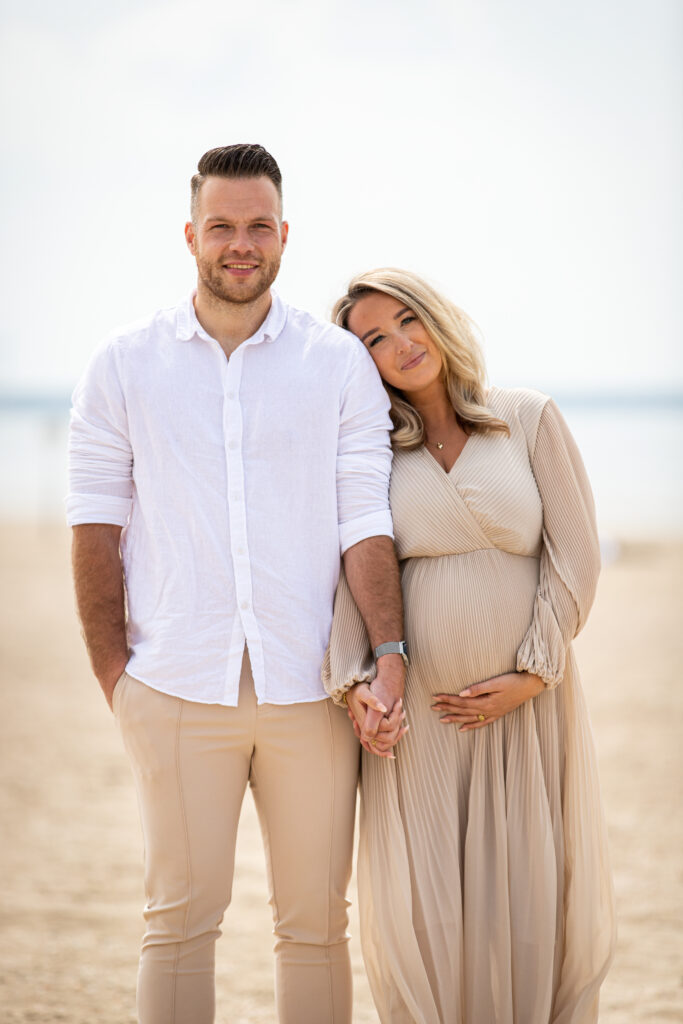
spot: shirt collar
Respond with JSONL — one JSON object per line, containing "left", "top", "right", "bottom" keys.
{"left": 175, "top": 289, "right": 287, "bottom": 346}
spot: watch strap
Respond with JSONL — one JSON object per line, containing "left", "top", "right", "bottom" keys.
{"left": 374, "top": 641, "right": 409, "bottom": 664}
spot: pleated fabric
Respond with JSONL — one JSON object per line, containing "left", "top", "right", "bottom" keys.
{"left": 322, "top": 387, "right": 616, "bottom": 1024}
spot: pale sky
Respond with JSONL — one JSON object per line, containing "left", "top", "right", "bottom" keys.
{"left": 1, "top": 0, "right": 681, "bottom": 393}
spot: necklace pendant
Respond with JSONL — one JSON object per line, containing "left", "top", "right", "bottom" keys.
{"left": 436, "top": 442, "right": 444, "bottom": 450}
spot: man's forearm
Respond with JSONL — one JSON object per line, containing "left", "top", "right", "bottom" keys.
{"left": 343, "top": 535, "right": 403, "bottom": 648}
{"left": 342, "top": 535, "right": 405, "bottom": 707}
{"left": 72, "top": 523, "right": 129, "bottom": 700}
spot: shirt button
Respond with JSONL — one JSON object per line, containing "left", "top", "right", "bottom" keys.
{"left": 226, "top": 391, "right": 236, "bottom": 400}
{"left": 240, "top": 600, "right": 249, "bottom": 610}
{"left": 236, "top": 545, "right": 245, "bottom": 555}
{"left": 228, "top": 440, "right": 238, "bottom": 450}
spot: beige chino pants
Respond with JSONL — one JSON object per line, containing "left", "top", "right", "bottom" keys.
{"left": 113, "top": 651, "right": 359, "bottom": 1024}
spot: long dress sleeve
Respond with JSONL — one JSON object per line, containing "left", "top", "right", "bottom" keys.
{"left": 516, "top": 398, "right": 601, "bottom": 688}
{"left": 321, "top": 567, "right": 377, "bottom": 704}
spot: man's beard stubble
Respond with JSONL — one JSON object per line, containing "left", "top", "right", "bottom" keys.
{"left": 195, "top": 251, "right": 282, "bottom": 306}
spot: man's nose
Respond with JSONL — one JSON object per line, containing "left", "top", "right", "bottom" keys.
{"left": 228, "top": 228, "right": 252, "bottom": 252}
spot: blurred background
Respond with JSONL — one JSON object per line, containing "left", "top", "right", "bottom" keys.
{"left": 1, "top": 2, "right": 682, "bottom": 1022}
{"left": 1, "top": 0, "right": 681, "bottom": 539}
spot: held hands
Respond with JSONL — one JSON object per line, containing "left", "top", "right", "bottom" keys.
{"left": 431, "top": 671, "right": 544, "bottom": 732}
{"left": 346, "top": 684, "right": 408, "bottom": 758}
{"left": 346, "top": 654, "right": 408, "bottom": 758}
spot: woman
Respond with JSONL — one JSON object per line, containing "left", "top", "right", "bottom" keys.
{"left": 322, "top": 269, "right": 616, "bottom": 1024}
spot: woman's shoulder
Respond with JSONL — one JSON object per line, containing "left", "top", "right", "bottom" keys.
{"left": 486, "top": 386, "right": 553, "bottom": 449}
{"left": 487, "top": 385, "right": 550, "bottom": 416}
{"left": 485, "top": 382, "right": 548, "bottom": 425}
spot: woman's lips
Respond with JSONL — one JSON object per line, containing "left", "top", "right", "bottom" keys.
{"left": 401, "top": 351, "right": 426, "bottom": 371}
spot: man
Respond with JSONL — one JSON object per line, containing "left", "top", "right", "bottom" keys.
{"left": 67, "top": 144, "right": 406, "bottom": 1024}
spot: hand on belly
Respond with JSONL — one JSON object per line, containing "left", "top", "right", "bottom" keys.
{"left": 431, "top": 671, "right": 545, "bottom": 731}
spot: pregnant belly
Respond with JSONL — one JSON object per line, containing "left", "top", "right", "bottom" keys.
{"left": 402, "top": 549, "right": 540, "bottom": 694}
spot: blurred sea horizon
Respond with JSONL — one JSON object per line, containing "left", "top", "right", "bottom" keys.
{"left": 2, "top": 389, "right": 682, "bottom": 543}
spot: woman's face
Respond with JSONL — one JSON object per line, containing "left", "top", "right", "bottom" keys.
{"left": 347, "top": 292, "right": 444, "bottom": 397}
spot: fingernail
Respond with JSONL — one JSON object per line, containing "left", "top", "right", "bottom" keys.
{"left": 460, "top": 689, "right": 471, "bottom": 697}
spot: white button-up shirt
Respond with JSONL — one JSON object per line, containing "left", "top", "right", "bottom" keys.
{"left": 66, "top": 291, "right": 393, "bottom": 705}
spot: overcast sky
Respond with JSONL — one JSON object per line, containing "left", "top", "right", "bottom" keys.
{"left": 1, "top": 0, "right": 681, "bottom": 393}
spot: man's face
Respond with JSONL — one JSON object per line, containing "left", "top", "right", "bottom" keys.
{"left": 185, "top": 176, "right": 288, "bottom": 305}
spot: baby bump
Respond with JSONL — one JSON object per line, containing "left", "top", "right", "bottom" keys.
{"left": 402, "top": 549, "right": 540, "bottom": 695}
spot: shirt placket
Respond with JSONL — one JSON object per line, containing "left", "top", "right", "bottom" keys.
{"left": 221, "top": 347, "right": 260, "bottom": 703}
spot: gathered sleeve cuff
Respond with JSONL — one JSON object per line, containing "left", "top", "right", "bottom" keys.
{"left": 322, "top": 567, "right": 377, "bottom": 705}
{"left": 516, "top": 572, "right": 567, "bottom": 687}
{"left": 516, "top": 398, "right": 601, "bottom": 689}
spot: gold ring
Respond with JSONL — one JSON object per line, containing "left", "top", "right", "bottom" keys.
{"left": 478, "top": 714, "right": 485, "bottom": 722}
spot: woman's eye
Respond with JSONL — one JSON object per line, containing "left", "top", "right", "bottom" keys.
{"left": 368, "top": 335, "right": 385, "bottom": 348}
{"left": 401, "top": 316, "right": 416, "bottom": 327}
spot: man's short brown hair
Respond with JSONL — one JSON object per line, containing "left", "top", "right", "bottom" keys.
{"left": 190, "top": 144, "right": 282, "bottom": 222}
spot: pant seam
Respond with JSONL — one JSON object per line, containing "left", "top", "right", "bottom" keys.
{"left": 324, "top": 699, "right": 335, "bottom": 1021}
{"left": 172, "top": 696, "right": 191, "bottom": 1024}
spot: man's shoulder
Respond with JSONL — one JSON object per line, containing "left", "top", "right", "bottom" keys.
{"left": 103, "top": 300, "right": 183, "bottom": 351}
{"left": 282, "top": 301, "right": 365, "bottom": 357}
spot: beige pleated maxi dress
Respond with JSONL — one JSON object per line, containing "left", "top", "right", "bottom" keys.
{"left": 323, "top": 387, "right": 616, "bottom": 1024}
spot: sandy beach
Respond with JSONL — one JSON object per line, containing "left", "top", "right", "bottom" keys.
{"left": 0, "top": 524, "right": 681, "bottom": 1023}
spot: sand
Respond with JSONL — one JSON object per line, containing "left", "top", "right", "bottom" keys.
{"left": 0, "top": 524, "right": 681, "bottom": 1023}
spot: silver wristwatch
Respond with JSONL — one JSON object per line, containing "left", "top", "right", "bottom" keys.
{"left": 374, "top": 641, "right": 409, "bottom": 666}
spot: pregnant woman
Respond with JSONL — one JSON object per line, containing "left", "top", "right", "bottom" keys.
{"left": 324, "top": 268, "right": 616, "bottom": 1023}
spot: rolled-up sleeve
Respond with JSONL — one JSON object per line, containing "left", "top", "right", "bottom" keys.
{"left": 336, "top": 346, "right": 394, "bottom": 554}
{"left": 65, "top": 341, "right": 133, "bottom": 527}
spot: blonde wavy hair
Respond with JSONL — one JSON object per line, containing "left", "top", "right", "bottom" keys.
{"left": 332, "top": 267, "right": 510, "bottom": 449}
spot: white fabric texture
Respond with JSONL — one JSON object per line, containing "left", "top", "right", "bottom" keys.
{"left": 66, "top": 291, "right": 393, "bottom": 705}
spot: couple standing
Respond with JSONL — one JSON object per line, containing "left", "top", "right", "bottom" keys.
{"left": 67, "top": 144, "right": 615, "bottom": 1023}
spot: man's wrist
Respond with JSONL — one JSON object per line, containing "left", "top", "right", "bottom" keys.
{"left": 374, "top": 652, "right": 406, "bottom": 674}
{"left": 95, "top": 653, "right": 129, "bottom": 690}
{"left": 373, "top": 655, "right": 405, "bottom": 701}
{"left": 374, "top": 640, "right": 409, "bottom": 666}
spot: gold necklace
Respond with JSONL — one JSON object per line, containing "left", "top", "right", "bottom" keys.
{"left": 425, "top": 438, "right": 444, "bottom": 450}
